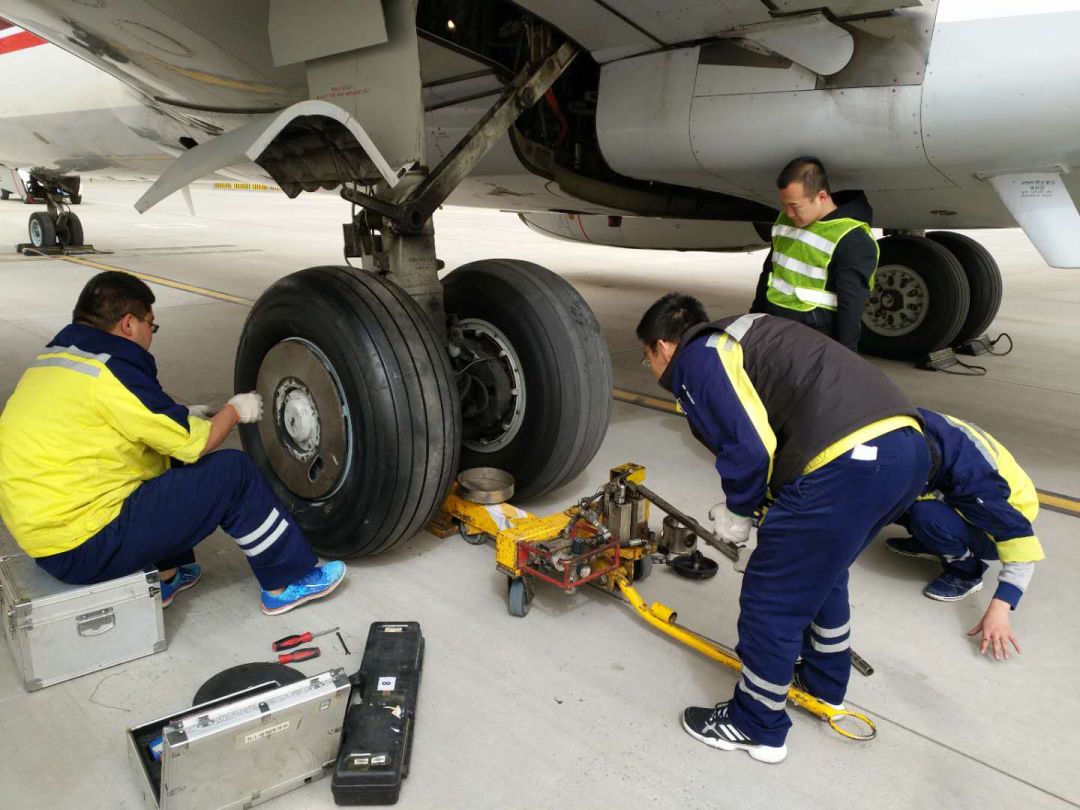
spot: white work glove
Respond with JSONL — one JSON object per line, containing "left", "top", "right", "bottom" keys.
{"left": 709, "top": 501, "right": 755, "bottom": 572}
{"left": 709, "top": 501, "right": 751, "bottom": 545}
{"left": 227, "top": 392, "right": 264, "bottom": 423}
{"left": 186, "top": 404, "right": 219, "bottom": 420}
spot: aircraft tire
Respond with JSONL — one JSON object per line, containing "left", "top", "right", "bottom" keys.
{"left": 28, "top": 211, "right": 56, "bottom": 248}
{"left": 926, "top": 231, "right": 1002, "bottom": 345}
{"left": 57, "top": 212, "right": 84, "bottom": 247}
{"left": 860, "top": 235, "right": 969, "bottom": 360}
{"left": 1, "top": 190, "right": 10, "bottom": 201}
{"left": 443, "top": 259, "right": 612, "bottom": 500}
{"left": 235, "top": 266, "right": 460, "bottom": 557}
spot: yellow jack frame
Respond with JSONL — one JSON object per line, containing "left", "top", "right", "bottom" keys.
{"left": 432, "top": 463, "right": 877, "bottom": 741}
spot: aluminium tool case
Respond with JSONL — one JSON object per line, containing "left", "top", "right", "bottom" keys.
{"left": 0, "top": 553, "right": 165, "bottom": 691}
{"left": 332, "top": 621, "right": 424, "bottom": 805}
{"left": 127, "top": 668, "right": 352, "bottom": 810}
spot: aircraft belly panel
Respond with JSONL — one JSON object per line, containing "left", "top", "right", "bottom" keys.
{"left": 688, "top": 85, "right": 946, "bottom": 200}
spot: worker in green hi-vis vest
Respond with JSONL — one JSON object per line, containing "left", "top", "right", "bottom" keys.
{"left": 751, "top": 157, "right": 879, "bottom": 353}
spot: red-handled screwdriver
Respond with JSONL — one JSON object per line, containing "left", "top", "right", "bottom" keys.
{"left": 276, "top": 646, "right": 321, "bottom": 665}
{"left": 272, "top": 626, "right": 339, "bottom": 652}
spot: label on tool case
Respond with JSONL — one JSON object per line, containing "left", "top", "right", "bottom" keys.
{"left": 376, "top": 676, "right": 396, "bottom": 691}
{"left": 242, "top": 720, "right": 290, "bottom": 744}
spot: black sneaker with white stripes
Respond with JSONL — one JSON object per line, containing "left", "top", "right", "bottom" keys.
{"left": 681, "top": 701, "right": 787, "bottom": 764}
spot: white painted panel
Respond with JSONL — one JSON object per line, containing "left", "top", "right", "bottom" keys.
{"left": 773, "top": 0, "right": 922, "bottom": 16}
{"left": 512, "top": 0, "right": 657, "bottom": 56}
{"left": 922, "top": 11, "right": 1080, "bottom": 178}
{"left": 601, "top": 0, "right": 771, "bottom": 42}
{"left": 688, "top": 85, "right": 940, "bottom": 200}
{"left": 268, "top": 0, "right": 386, "bottom": 66}
{"left": 989, "top": 173, "right": 1080, "bottom": 268}
{"left": 596, "top": 48, "right": 707, "bottom": 189}
{"left": 694, "top": 60, "right": 818, "bottom": 96}
{"left": 740, "top": 14, "right": 854, "bottom": 76}
{"left": 519, "top": 212, "right": 767, "bottom": 251}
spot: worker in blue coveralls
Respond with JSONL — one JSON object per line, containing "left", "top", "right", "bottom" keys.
{"left": 637, "top": 293, "right": 929, "bottom": 764}
{"left": 887, "top": 408, "right": 1044, "bottom": 661}
{"left": 0, "top": 271, "right": 345, "bottom": 616}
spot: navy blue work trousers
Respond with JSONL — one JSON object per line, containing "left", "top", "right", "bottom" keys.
{"left": 729, "top": 427, "right": 930, "bottom": 746}
{"left": 36, "top": 449, "right": 318, "bottom": 591}
{"left": 902, "top": 498, "right": 997, "bottom": 579}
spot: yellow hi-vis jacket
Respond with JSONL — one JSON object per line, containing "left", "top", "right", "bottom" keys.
{"left": 0, "top": 324, "right": 211, "bottom": 557}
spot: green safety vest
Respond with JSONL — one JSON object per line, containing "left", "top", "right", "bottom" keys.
{"left": 765, "top": 213, "right": 878, "bottom": 312}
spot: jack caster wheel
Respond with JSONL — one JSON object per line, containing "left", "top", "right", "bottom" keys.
{"left": 459, "top": 524, "right": 488, "bottom": 546}
{"left": 507, "top": 577, "right": 533, "bottom": 617}
{"left": 632, "top": 553, "right": 654, "bottom": 582}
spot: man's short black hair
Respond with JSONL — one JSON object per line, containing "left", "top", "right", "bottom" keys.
{"left": 636, "top": 293, "right": 708, "bottom": 347}
{"left": 73, "top": 271, "right": 155, "bottom": 330}
{"left": 776, "top": 156, "right": 830, "bottom": 197}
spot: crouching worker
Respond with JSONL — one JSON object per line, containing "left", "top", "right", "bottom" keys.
{"left": 888, "top": 408, "right": 1044, "bottom": 660}
{"left": 0, "top": 271, "right": 344, "bottom": 616}
{"left": 638, "top": 294, "right": 929, "bottom": 764}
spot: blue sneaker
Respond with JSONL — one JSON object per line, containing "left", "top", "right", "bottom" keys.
{"left": 261, "top": 561, "right": 346, "bottom": 616}
{"left": 161, "top": 564, "right": 202, "bottom": 608}
{"left": 924, "top": 571, "right": 983, "bottom": 602}
{"left": 885, "top": 535, "right": 939, "bottom": 561}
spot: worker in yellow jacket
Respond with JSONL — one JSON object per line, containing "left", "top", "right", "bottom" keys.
{"left": 0, "top": 271, "right": 344, "bottom": 615}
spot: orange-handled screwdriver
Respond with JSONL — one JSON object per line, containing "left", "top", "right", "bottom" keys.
{"left": 277, "top": 646, "right": 321, "bottom": 665}
{"left": 272, "top": 626, "right": 339, "bottom": 652}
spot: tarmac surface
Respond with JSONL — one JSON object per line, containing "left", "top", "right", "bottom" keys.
{"left": 0, "top": 181, "right": 1077, "bottom": 809}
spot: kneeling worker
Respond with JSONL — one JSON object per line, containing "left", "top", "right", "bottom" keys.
{"left": 638, "top": 294, "right": 929, "bottom": 763}
{"left": 889, "top": 408, "right": 1044, "bottom": 661}
{"left": 0, "top": 271, "right": 344, "bottom": 615}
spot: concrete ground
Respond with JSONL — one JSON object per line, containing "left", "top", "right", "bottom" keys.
{"left": 0, "top": 182, "right": 1077, "bottom": 809}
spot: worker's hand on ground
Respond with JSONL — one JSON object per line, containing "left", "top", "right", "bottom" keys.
{"left": 187, "top": 404, "right": 219, "bottom": 419}
{"left": 967, "top": 598, "right": 1021, "bottom": 661}
{"left": 227, "top": 392, "right": 264, "bottom": 423}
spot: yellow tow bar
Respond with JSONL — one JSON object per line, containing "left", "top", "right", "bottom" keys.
{"left": 615, "top": 575, "right": 877, "bottom": 741}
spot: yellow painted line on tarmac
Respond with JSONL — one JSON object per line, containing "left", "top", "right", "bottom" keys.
{"left": 58, "top": 254, "right": 255, "bottom": 307}
{"left": 613, "top": 386, "right": 1080, "bottom": 518}
{"left": 613, "top": 386, "right": 680, "bottom": 415}
{"left": 1036, "top": 490, "right": 1080, "bottom": 517}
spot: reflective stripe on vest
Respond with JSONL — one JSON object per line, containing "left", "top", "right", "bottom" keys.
{"left": 766, "top": 213, "right": 875, "bottom": 312}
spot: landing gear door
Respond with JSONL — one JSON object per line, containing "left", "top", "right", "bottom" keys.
{"left": 133, "top": 100, "right": 399, "bottom": 214}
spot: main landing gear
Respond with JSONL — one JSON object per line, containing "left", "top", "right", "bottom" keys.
{"left": 233, "top": 40, "right": 612, "bottom": 557}
{"left": 860, "top": 232, "right": 1003, "bottom": 362}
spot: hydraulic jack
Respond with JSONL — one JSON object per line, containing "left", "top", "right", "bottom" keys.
{"left": 432, "top": 463, "right": 877, "bottom": 741}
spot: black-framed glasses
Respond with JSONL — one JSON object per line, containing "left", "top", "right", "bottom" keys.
{"left": 136, "top": 315, "right": 159, "bottom": 334}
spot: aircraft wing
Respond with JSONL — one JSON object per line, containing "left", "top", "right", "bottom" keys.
{"left": 0, "top": 0, "right": 924, "bottom": 116}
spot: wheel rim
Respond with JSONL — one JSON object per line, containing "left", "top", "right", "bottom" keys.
{"left": 457, "top": 318, "right": 527, "bottom": 453}
{"left": 29, "top": 217, "right": 42, "bottom": 247}
{"left": 862, "top": 264, "right": 930, "bottom": 337}
{"left": 255, "top": 338, "right": 352, "bottom": 500}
